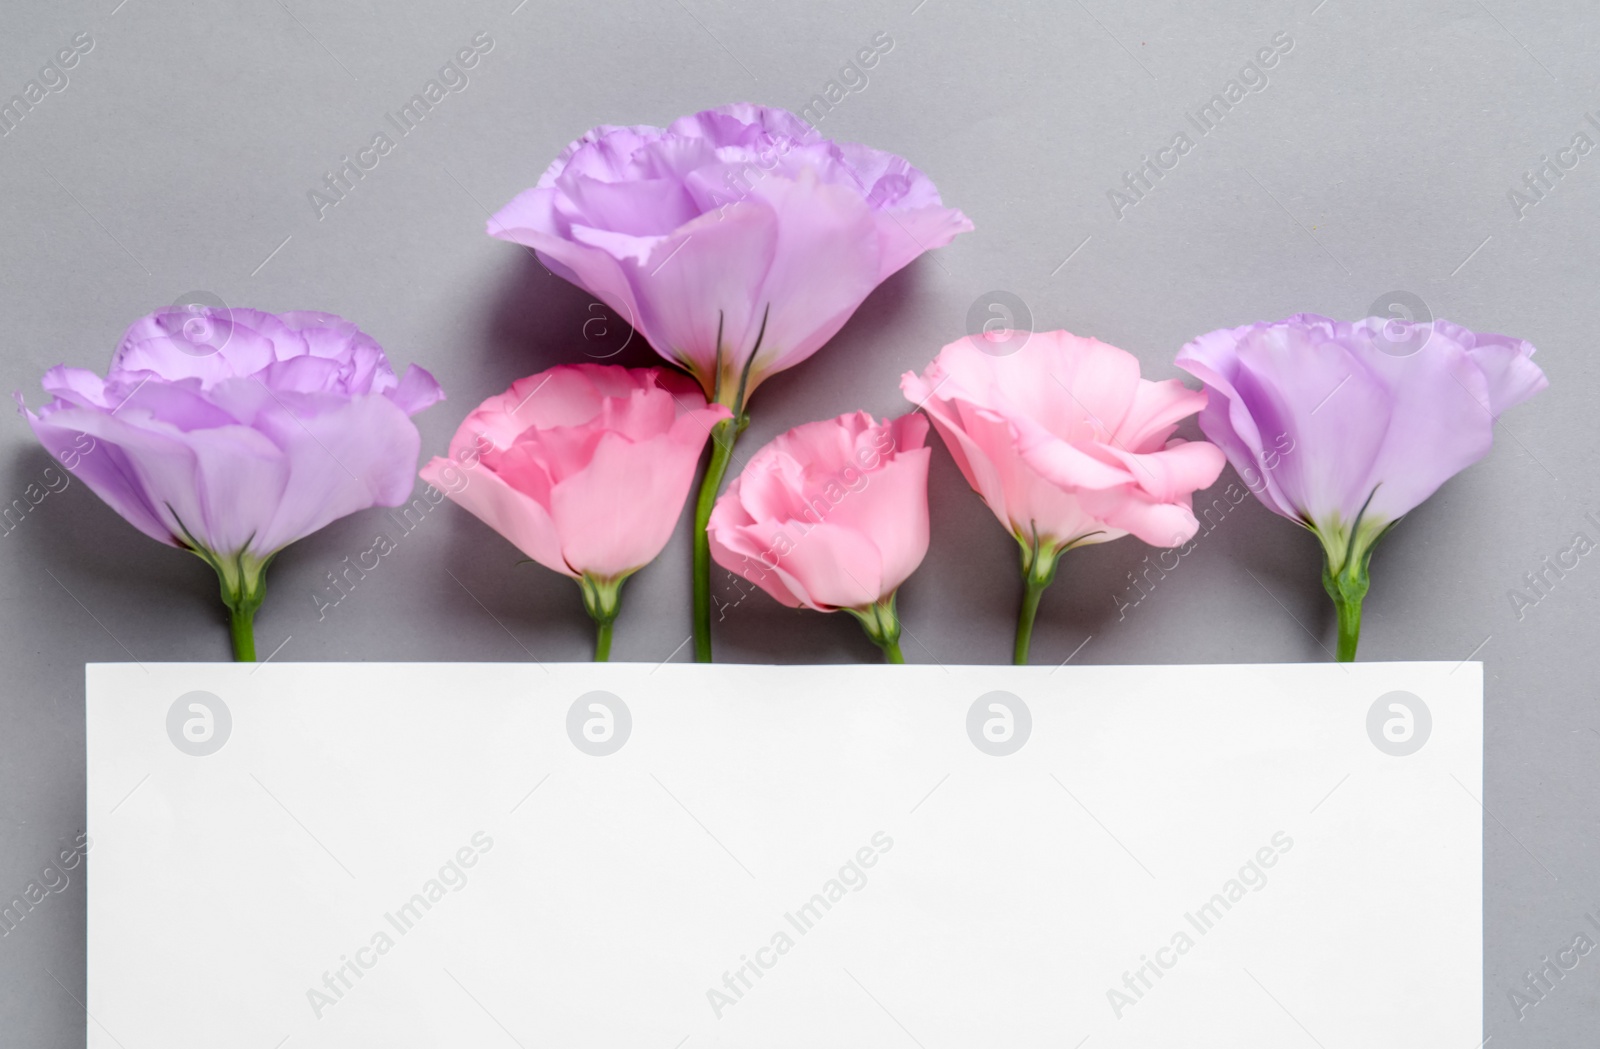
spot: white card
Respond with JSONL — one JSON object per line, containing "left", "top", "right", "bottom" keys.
{"left": 87, "top": 661, "right": 1481, "bottom": 1048}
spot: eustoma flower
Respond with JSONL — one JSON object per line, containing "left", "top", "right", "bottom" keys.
{"left": 21, "top": 306, "right": 443, "bottom": 660}
{"left": 419, "top": 364, "right": 729, "bottom": 660}
{"left": 1176, "top": 313, "right": 1547, "bottom": 660}
{"left": 487, "top": 103, "right": 971, "bottom": 660}
{"left": 903, "top": 330, "right": 1225, "bottom": 664}
{"left": 707, "top": 411, "right": 931, "bottom": 663}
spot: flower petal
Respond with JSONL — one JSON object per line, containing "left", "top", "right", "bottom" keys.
{"left": 224, "top": 386, "right": 425, "bottom": 553}
{"left": 24, "top": 407, "right": 176, "bottom": 547}
{"left": 421, "top": 455, "right": 572, "bottom": 577}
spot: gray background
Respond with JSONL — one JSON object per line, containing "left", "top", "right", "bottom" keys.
{"left": 1, "top": 0, "right": 1595, "bottom": 1042}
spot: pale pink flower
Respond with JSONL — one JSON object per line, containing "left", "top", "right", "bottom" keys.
{"left": 902, "top": 330, "right": 1225, "bottom": 663}
{"left": 708, "top": 411, "right": 931, "bottom": 661}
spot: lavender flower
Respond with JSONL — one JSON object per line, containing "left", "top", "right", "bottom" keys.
{"left": 21, "top": 306, "right": 442, "bottom": 659}
{"left": 1176, "top": 313, "right": 1546, "bottom": 660}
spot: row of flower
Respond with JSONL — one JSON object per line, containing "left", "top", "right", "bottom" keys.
{"left": 21, "top": 105, "right": 1546, "bottom": 665}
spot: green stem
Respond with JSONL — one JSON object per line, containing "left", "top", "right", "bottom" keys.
{"left": 882, "top": 639, "right": 906, "bottom": 664}
{"left": 170, "top": 511, "right": 273, "bottom": 663}
{"left": 1316, "top": 512, "right": 1388, "bottom": 664}
{"left": 692, "top": 416, "right": 740, "bottom": 663}
{"left": 184, "top": 537, "right": 270, "bottom": 664}
{"left": 1322, "top": 549, "right": 1369, "bottom": 663}
{"left": 1015, "top": 579, "right": 1046, "bottom": 665}
{"left": 229, "top": 604, "right": 257, "bottom": 662}
{"left": 594, "top": 618, "right": 613, "bottom": 663}
{"left": 1332, "top": 592, "right": 1362, "bottom": 662}
{"left": 1013, "top": 533, "right": 1062, "bottom": 665}
{"left": 689, "top": 305, "right": 767, "bottom": 663}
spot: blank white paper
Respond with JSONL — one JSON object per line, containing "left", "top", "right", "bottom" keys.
{"left": 86, "top": 660, "right": 1481, "bottom": 1048}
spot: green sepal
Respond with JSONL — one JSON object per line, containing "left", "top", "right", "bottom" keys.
{"left": 169, "top": 508, "right": 273, "bottom": 662}
{"left": 845, "top": 593, "right": 905, "bottom": 663}
{"left": 195, "top": 546, "right": 273, "bottom": 663}
{"left": 578, "top": 571, "right": 633, "bottom": 663}
{"left": 1311, "top": 497, "right": 1397, "bottom": 663}
{"left": 578, "top": 572, "right": 630, "bottom": 626}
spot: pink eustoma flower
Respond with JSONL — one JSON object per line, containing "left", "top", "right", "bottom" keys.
{"left": 20, "top": 306, "right": 443, "bottom": 660}
{"left": 419, "top": 364, "right": 730, "bottom": 660}
{"left": 488, "top": 103, "right": 971, "bottom": 660}
{"left": 902, "top": 330, "right": 1225, "bottom": 663}
{"left": 708, "top": 411, "right": 931, "bottom": 662}
{"left": 1176, "top": 313, "right": 1547, "bottom": 660}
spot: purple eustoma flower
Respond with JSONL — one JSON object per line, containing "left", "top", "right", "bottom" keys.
{"left": 488, "top": 103, "right": 972, "bottom": 406}
{"left": 21, "top": 307, "right": 443, "bottom": 660}
{"left": 488, "top": 103, "right": 972, "bottom": 661}
{"left": 1176, "top": 313, "right": 1546, "bottom": 660}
